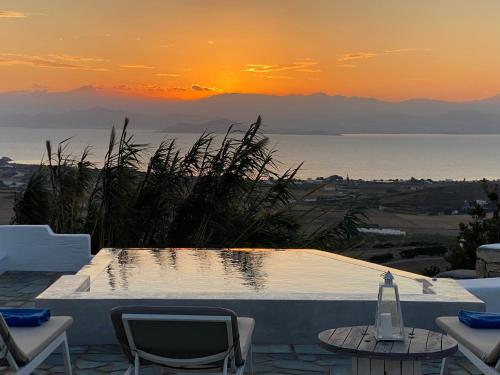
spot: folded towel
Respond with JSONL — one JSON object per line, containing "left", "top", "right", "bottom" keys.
{"left": 0, "top": 308, "right": 51, "bottom": 327}
{"left": 459, "top": 310, "right": 500, "bottom": 329}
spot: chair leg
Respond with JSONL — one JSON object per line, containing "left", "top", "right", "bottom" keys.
{"left": 247, "top": 344, "right": 253, "bottom": 375}
{"left": 61, "top": 334, "right": 73, "bottom": 375}
{"left": 5, "top": 351, "right": 19, "bottom": 372}
{"left": 440, "top": 357, "right": 450, "bottom": 375}
{"left": 134, "top": 353, "right": 140, "bottom": 375}
{"left": 222, "top": 355, "right": 229, "bottom": 375}
{"left": 123, "top": 364, "right": 133, "bottom": 375}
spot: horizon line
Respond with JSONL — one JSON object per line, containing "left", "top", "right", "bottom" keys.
{"left": 1, "top": 85, "right": 498, "bottom": 104}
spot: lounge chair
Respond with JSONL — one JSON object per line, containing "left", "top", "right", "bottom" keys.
{"left": 0, "top": 313, "right": 73, "bottom": 375}
{"left": 436, "top": 316, "right": 500, "bottom": 375}
{"left": 111, "top": 306, "right": 254, "bottom": 375}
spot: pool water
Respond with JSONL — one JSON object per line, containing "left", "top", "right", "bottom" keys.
{"left": 79, "top": 248, "right": 425, "bottom": 296}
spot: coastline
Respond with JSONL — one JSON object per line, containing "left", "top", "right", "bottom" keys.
{"left": 6, "top": 123, "right": 500, "bottom": 136}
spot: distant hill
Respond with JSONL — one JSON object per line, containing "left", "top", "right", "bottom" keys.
{"left": 161, "top": 118, "right": 239, "bottom": 133}
{"left": 2, "top": 87, "right": 500, "bottom": 134}
{"left": 0, "top": 107, "right": 166, "bottom": 130}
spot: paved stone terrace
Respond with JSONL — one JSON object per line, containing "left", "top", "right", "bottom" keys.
{"left": 0, "top": 272, "right": 479, "bottom": 375}
{"left": 30, "top": 344, "right": 479, "bottom": 375}
{"left": 0, "top": 271, "right": 66, "bottom": 308}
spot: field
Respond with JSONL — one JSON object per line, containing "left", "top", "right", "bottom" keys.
{"left": 290, "top": 179, "right": 489, "bottom": 275}
{"left": 364, "top": 211, "right": 468, "bottom": 236}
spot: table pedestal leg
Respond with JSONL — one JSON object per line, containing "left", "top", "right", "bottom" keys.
{"left": 351, "top": 358, "right": 422, "bottom": 375}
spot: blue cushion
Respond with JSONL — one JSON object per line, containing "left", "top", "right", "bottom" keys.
{"left": 459, "top": 310, "right": 500, "bottom": 329}
{"left": 0, "top": 308, "right": 50, "bottom": 327}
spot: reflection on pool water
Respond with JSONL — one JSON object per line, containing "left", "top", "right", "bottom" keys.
{"left": 78, "top": 248, "right": 425, "bottom": 296}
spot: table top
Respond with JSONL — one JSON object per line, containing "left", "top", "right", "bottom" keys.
{"left": 318, "top": 326, "right": 457, "bottom": 361}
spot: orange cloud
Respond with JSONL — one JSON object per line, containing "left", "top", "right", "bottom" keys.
{"left": 191, "top": 83, "right": 223, "bottom": 92}
{"left": 265, "top": 75, "right": 291, "bottom": 79}
{"left": 47, "top": 54, "right": 109, "bottom": 62}
{"left": 337, "top": 52, "right": 378, "bottom": 61}
{"left": 119, "top": 64, "right": 154, "bottom": 69}
{"left": 383, "top": 48, "right": 430, "bottom": 53}
{"left": 338, "top": 48, "right": 429, "bottom": 63}
{"left": 99, "top": 83, "right": 223, "bottom": 99}
{"left": 0, "top": 53, "right": 109, "bottom": 71}
{"left": 102, "top": 84, "right": 187, "bottom": 99}
{"left": 155, "top": 73, "right": 179, "bottom": 77}
{"left": 296, "top": 68, "right": 322, "bottom": 73}
{"left": 0, "top": 10, "right": 27, "bottom": 18}
{"left": 244, "top": 61, "right": 319, "bottom": 73}
{"left": 113, "top": 83, "right": 185, "bottom": 92}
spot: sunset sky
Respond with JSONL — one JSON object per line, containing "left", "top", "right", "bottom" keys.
{"left": 1, "top": 0, "right": 500, "bottom": 101}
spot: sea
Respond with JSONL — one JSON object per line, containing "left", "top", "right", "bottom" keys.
{"left": 1, "top": 126, "right": 500, "bottom": 181}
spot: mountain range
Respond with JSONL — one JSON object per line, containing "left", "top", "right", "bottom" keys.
{"left": 2, "top": 86, "right": 500, "bottom": 134}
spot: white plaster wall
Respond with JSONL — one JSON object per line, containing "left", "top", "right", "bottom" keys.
{"left": 459, "top": 277, "right": 500, "bottom": 312}
{"left": 0, "top": 225, "right": 91, "bottom": 273}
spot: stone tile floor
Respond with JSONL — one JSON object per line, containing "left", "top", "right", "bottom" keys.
{"left": 0, "top": 271, "right": 67, "bottom": 308}
{"left": 31, "top": 344, "right": 480, "bottom": 375}
{"left": 0, "top": 272, "right": 480, "bottom": 375}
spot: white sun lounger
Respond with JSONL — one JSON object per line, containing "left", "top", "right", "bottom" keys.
{"left": 0, "top": 313, "right": 73, "bottom": 375}
{"left": 437, "top": 316, "right": 500, "bottom": 375}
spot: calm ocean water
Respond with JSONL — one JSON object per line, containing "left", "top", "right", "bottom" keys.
{"left": 1, "top": 126, "right": 500, "bottom": 180}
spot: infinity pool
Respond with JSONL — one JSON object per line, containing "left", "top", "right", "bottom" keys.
{"left": 37, "top": 248, "right": 483, "bottom": 345}
{"left": 78, "top": 248, "right": 425, "bottom": 296}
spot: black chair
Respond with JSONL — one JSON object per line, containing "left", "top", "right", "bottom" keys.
{"left": 111, "top": 306, "right": 254, "bottom": 375}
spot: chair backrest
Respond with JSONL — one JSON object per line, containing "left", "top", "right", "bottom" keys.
{"left": 0, "top": 313, "right": 29, "bottom": 369}
{"left": 111, "top": 306, "right": 244, "bottom": 371}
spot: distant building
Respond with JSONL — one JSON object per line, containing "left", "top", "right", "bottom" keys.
{"left": 323, "top": 185, "right": 336, "bottom": 192}
{"left": 328, "top": 175, "right": 344, "bottom": 182}
{"left": 0, "top": 156, "right": 12, "bottom": 166}
{"left": 476, "top": 200, "right": 488, "bottom": 207}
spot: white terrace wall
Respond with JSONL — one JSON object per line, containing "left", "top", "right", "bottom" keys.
{"left": 0, "top": 225, "right": 91, "bottom": 274}
{"left": 458, "top": 277, "right": 500, "bottom": 312}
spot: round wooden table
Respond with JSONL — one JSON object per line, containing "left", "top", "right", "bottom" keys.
{"left": 318, "top": 326, "right": 457, "bottom": 375}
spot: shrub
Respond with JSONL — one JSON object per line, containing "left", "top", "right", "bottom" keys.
{"left": 372, "top": 242, "right": 395, "bottom": 249}
{"left": 400, "top": 246, "right": 447, "bottom": 259}
{"left": 368, "top": 253, "right": 394, "bottom": 263}
{"left": 423, "top": 265, "right": 440, "bottom": 277}
{"left": 13, "top": 117, "right": 365, "bottom": 253}
{"left": 446, "top": 181, "right": 500, "bottom": 270}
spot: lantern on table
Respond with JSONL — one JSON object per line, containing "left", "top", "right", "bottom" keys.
{"left": 375, "top": 271, "right": 404, "bottom": 341}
